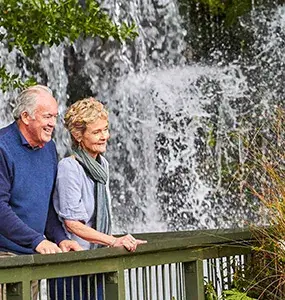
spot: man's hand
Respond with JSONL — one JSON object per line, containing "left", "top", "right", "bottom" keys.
{"left": 59, "top": 240, "right": 83, "bottom": 252}
{"left": 35, "top": 240, "right": 62, "bottom": 254}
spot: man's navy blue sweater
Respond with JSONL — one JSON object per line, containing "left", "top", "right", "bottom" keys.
{"left": 0, "top": 122, "right": 66, "bottom": 254}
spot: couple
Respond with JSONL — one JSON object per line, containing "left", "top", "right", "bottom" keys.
{"left": 0, "top": 85, "right": 146, "bottom": 298}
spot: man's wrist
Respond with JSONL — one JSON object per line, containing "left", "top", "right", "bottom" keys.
{"left": 32, "top": 235, "right": 46, "bottom": 250}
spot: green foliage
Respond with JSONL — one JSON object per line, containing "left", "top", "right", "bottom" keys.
{"left": 235, "top": 108, "right": 285, "bottom": 299}
{"left": 191, "top": 0, "right": 252, "bottom": 25}
{"left": 223, "top": 289, "right": 256, "bottom": 300}
{"left": 0, "top": 66, "right": 36, "bottom": 91}
{"left": 193, "top": 0, "right": 226, "bottom": 15}
{"left": 204, "top": 279, "right": 256, "bottom": 299}
{"left": 0, "top": 0, "right": 138, "bottom": 92}
{"left": 205, "top": 281, "right": 218, "bottom": 300}
{"left": 0, "top": 0, "right": 138, "bottom": 56}
{"left": 223, "top": 0, "right": 252, "bottom": 27}
{"left": 207, "top": 124, "right": 216, "bottom": 148}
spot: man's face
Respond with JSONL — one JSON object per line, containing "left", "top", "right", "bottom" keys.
{"left": 80, "top": 118, "right": 110, "bottom": 158}
{"left": 25, "top": 91, "right": 58, "bottom": 147}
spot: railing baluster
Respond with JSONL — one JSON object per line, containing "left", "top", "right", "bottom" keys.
{"left": 149, "top": 266, "right": 153, "bottom": 300}
{"left": 155, "top": 265, "right": 159, "bottom": 300}
{"left": 162, "top": 264, "right": 166, "bottom": 300}
{"left": 226, "top": 256, "right": 231, "bottom": 289}
{"left": 176, "top": 263, "right": 181, "bottom": 300}
{"left": 100, "top": 273, "right": 103, "bottom": 300}
{"left": 180, "top": 262, "right": 185, "bottom": 300}
{"left": 184, "top": 260, "right": 204, "bottom": 300}
{"left": 55, "top": 278, "right": 58, "bottom": 300}
{"left": 142, "top": 267, "right": 147, "bottom": 300}
{"left": 148, "top": 266, "right": 151, "bottom": 300}
{"left": 206, "top": 258, "right": 212, "bottom": 287}
{"left": 219, "top": 257, "right": 225, "bottom": 293}
{"left": 169, "top": 264, "right": 173, "bottom": 299}
{"left": 64, "top": 277, "right": 68, "bottom": 300}
{"left": 214, "top": 258, "right": 218, "bottom": 291}
{"left": 38, "top": 279, "right": 42, "bottom": 300}
{"left": 128, "top": 269, "right": 132, "bottom": 300}
{"left": 135, "top": 268, "right": 139, "bottom": 300}
{"left": 210, "top": 258, "right": 215, "bottom": 290}
{"left": 93, "top": 274, "right": 97, "bottom": 300}
{"left": 79, "top": 276, "right": 83, "bottom": 300}
{"left": 71, "top": 276, "right": 74, "bottom": 300}
{"left": 87, "top": 275, "right": 90, "bottom": 300}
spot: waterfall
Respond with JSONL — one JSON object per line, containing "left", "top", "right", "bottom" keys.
{"left": 1, "top": 1, "right": 285, "bottom": 233}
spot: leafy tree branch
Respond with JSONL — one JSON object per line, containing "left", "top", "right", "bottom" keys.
{"left": 0, "top": 0, "right": 138, "bottom": 91}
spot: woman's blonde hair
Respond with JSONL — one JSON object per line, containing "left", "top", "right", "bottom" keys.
{"left": 64, "top": 97, "right": 108, "bottom": 148}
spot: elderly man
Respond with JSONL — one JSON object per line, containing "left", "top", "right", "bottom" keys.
{"left": 0, "top": 85, "right": 82, "bottom": 255}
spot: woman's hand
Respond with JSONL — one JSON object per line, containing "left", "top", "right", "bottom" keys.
{"left": 111, "top": 234, "right": 147, "bottom": 252}
{"left": 64, "top": 220, "right": 147, "bottom": 251}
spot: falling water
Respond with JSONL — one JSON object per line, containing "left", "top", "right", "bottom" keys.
{"left": 1, "top": 1, "right": 285, "bottom": 233}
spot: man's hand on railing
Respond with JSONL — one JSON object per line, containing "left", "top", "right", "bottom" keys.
{"left": 111, "top": 234, "right": 147, "bottom": 252}
{"left": 59, "top": 240, "right": 84, "bottom": 252}
{"left": 35, "top": 239, "right": 62, "bottom": 254}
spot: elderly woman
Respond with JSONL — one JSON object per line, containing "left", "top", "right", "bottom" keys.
{"left": 54, "top": 97, "right": 146, "bottom": 250}
{"left": 50, "top": 97, "right": 146, "bottom": 299}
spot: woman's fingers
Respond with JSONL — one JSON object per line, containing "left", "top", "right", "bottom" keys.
{"left": 119, "top": 235, "right": 147, "bottom": 251}
{"left": 112, "top": 234, "right": 147, "bottom": 252}
{"left": 126, "top": 234, "right": 147, "bottom": 246}
{"left": 136, "top": 239, "right": 148, "bottom": 245}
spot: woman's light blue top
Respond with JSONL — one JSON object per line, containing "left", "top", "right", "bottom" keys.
{"left": 53, "top": 156, "right": 111, "bottom": 250}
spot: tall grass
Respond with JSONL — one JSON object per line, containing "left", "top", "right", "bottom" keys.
{"left": 234, "top": 108, "right": 285, "bottom": 299}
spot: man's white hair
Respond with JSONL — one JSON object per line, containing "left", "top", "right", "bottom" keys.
{"left": 13, "top": 85, "right": 53, "bottom": 120}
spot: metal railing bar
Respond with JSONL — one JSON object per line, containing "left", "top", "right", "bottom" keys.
{"left": 79, "top": 275, "right": 83, "bottom": 300}
{"left": 128, "top": 269, "right": 133, "bottom": 300}
{"left": 142, "top": 267, "right": 147, "bottom": 300}
{"left": 176, "top": 263, "right": 181, "bottom": 300}
{"left": 149, "top": 266, "right": 153, "bottom": 300}
{"left": 169, "top": 263, "right": 173, "bottom": 299}
{"left": 155, "top": 265, "right": 159, "bottom": 300}
{"left": 162, "top": 264, "right": 166, "bottom": 300}
{"left": 135, "top": 268, "right": 139, "bottom": 300}
{"left": 100, "top": 273, "right": 104, "bottom": 300}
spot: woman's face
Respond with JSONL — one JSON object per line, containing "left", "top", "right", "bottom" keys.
{"left": 80, "top": 118, "right": 110, "bottom": 158}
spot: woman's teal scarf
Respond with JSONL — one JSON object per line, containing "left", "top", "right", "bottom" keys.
{"left": 73, "top": 148, "right": 111, "bottom": 244}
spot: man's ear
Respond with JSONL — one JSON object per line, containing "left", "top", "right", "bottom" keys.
{"left": 20, "top": 111, "right": 30, "bottom": 125}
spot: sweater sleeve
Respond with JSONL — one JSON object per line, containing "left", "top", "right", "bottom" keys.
{"left": 45, "top": 201, "right": 68, "bottom": 245}
{"left": 0, "top": 148, "right": 45, "bottom": 250}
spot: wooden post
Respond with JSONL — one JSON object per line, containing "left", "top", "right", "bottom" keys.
{"left": 184, "top": 260, "right": 204, "bottom": 300}
{"left": 105, "top": 270, "right": 125, "bottom": 300}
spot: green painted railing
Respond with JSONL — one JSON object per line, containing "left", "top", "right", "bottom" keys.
{"left": 0, "top": 228, "right": 254, "bottom": 300}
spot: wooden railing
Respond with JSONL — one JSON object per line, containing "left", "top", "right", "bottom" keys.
{"left": 0, "top": 228, "right": 254, "bottom": 300}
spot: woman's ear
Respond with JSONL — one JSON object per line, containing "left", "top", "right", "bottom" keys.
{"left": 71, "top": 132, "right": 82, "bottom": 143}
